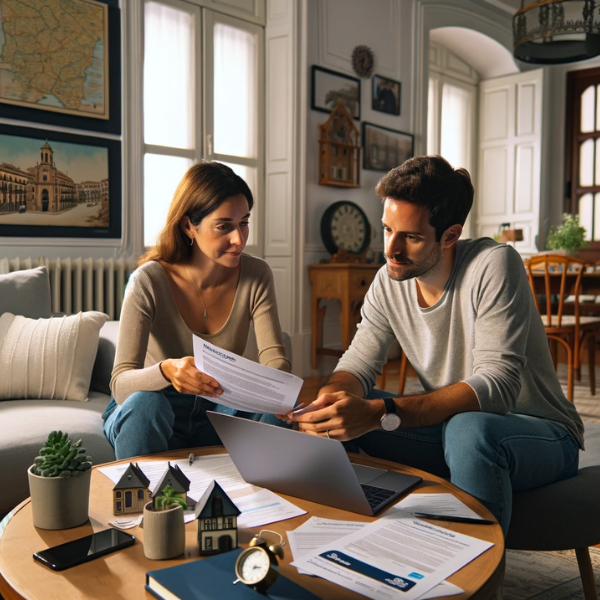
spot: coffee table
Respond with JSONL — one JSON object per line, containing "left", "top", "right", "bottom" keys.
{"left": 0, "top": 447, "right": 505, "bottom": 599}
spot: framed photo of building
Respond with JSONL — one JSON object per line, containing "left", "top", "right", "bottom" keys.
{"left": 0, "top": 0, "right": 121, "bottom": 135}
{"left": 372, "top": 75, "right": 401, "bottom": 115}
{"left": 312, "top": 66, "right": 361, "bottom": 120}
{"left": 0, "top": 124, "right": 121, "bottom": 239}
{"left": 362, "top": 122, "right": 413, "bottom": 172}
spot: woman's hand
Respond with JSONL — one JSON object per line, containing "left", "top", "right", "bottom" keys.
{"left": 160, "top": 357, "right": 223, "bottom": 397}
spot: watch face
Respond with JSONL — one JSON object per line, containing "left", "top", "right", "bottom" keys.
{"left": 321, "top": 201, "right": 370, "bottom": 255}
{"left": 381, "top": 412, "right": 401, "bottom": 431}
{"left": 236, "top": 547, "right": 271, "bottom": 585}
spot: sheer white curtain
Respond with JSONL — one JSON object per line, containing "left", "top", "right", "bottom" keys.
{"left": 440, "top": 83, "right": 471, "bottom": 170}
{"left": 213, "top": 23, "right": 257, "bottom": 158}
{"left": 144, "top": 1, "right": 194, "bottom": 149}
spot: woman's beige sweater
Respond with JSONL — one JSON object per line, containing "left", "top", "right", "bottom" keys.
{"left": 110, "top": 254, "right": 291, "bottom": 404}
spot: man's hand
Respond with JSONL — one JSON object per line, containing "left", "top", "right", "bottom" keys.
{"left": 159, "top": 356, "right": 223, "bottom": 397}
{"left": 289, "top": 391, "right": 384, "bottom": 442}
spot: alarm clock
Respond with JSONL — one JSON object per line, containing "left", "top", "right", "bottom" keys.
{"left": 320, "top": 200, "right": 370, "bottom": 255}
{"left": 233, "top": 530, "right": 285, "bottom": 592}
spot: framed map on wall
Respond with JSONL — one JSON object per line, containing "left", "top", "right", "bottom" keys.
{"left": 0, "top": 123, "right": 121, "bottom": 239}
{"left": 0, "top": 0, "right": 121, "bottom": 135}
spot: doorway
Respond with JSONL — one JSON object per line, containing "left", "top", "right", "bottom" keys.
{"left": 42, "top": 189, "right": 49, "bottom": 212}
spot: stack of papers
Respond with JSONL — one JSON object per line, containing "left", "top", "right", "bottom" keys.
{"left": 99, "top": 455, "right": 306, "bottom": 528}
{"left": 288, "top": 494, "right": 495, "bottom": 600}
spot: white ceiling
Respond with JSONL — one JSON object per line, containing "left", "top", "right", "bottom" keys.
{"left": 429, "top": 26, "right": 520, "bottom": 79}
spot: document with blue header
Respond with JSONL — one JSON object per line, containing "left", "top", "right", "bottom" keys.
{"left": 292, "top": 510, "right": 493, "bottom": 600}
{"left": 193, "top": 336, "right": 303, "bottom": 414}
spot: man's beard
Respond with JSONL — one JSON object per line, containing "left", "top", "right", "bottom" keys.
{"left": 386, "top": 243, "right": 443, "bottom": 282}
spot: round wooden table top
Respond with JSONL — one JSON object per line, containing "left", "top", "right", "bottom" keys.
{"left": 0, "top": 447, "right": 505, "bottom": 600}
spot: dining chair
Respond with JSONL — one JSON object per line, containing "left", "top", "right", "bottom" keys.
{"left": 524, "top": 255, "right": 600, "bottom": 402}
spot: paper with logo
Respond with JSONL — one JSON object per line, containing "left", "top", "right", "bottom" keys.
{"left": 392, "top": 493, "right": 483, "bottom": 520}
{"left": 287, "top": 517, "right": 463, "bottom": 599}
{"left": 292, "top": 512, "right": 493, "bottom": 600}
{"left": 193, "top": 336, "right": 303, "bottom": 414}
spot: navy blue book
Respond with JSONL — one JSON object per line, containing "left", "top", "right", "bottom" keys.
{"left": 145, "top": 549, "right": 319, "bottom": 600}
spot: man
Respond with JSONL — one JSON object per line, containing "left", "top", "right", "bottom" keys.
{"left": 288, "top": 155, "right": 583, "bottom": 535}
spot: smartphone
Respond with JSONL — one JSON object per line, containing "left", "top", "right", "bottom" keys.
{"left": 33, "top": 528, "right": 135, "bottom": 571}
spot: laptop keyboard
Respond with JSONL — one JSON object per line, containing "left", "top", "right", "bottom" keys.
{"left": 361, "top": 484, "right": 397, "bottom": 511}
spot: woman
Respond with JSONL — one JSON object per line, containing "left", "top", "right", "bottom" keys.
{"left": 103, "top": 162, "right": 291, "bottom": 460}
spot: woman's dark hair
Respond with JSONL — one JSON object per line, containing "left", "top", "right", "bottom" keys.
{"left": 139, "top": 161, "right": 253, "bottom": 266}
{"left": 375, "top": 155, "right": 474, "bottom": 241}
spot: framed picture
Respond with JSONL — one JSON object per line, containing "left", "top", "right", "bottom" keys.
{"left": 362, "top": 122, "right": 414, "bottom": 172}
{"left": 0, "top": 0, "right": 121, "bottom": 135}
{"left": 0, "top": 123, "right": 121, "bottom": 239}
{"left": 372, "top": 75, "right": 401, "bottom": 116}
{"left": 312, "top": 66, "right": 361, "bottom": 120}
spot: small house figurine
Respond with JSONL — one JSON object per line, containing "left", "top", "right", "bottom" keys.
{"left": 152, "top": 462, "right": 191, "bottom": 506}
{"left": 319, "top": 99, "right": 360, "bottom": 188}
{"left": 194, "top": 480, "right": 241, "bottom": 555}
{"left": 113, "top": 462, "right": 151, "bottom": 515}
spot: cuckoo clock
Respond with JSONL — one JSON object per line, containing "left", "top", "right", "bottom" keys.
{"left": 319, "top": 100, "right": 360, "bottom": 188}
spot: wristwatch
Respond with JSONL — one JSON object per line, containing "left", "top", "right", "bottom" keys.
{"left": 380, "top": 397, "right": 401, "bottom": 431}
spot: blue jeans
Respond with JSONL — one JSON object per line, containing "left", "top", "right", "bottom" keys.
{"left": 344, "top": 390, "right": 580, "bottom": 536}
{"left": 103, "top": 388, "right": 288, "bottom": 460}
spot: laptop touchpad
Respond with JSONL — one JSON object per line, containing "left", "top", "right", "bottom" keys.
{"left": 352, "top": 464, "right": 387, "bottom": 484}
{"left": 368, "top": 471, "right": 420, "bottom": 492}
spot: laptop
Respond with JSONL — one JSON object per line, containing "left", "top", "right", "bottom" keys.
{"left": 207, "top": 411, "right": 422, "bottom": 516}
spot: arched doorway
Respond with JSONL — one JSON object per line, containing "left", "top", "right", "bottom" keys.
{"left": 42, "top": 189, "right": 49, "bottom": 212}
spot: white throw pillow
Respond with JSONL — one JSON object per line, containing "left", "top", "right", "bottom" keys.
{"left": 0, "top": 311, "right": 109, "bottom": 402}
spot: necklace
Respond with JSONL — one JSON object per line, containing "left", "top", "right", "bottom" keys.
{"left": 185, "top": 265, "right": 224, "bottom": 320}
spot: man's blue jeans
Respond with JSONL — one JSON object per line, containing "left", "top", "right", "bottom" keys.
{"left": 345, "top": 390, "right": 580, "bottom": 536}
{"left": 103, "top": 388, "right": 287, "bottom": 461}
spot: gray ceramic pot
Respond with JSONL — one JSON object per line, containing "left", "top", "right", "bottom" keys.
{"left": 143, "top": 502, "right": 185, "bottom": 560}
{"left": 27, "top": 465, "right": 91, "bottom": 530}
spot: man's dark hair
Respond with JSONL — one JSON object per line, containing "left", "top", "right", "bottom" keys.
{"left": 375, "top": 155, "right": 474, "bottom": 241}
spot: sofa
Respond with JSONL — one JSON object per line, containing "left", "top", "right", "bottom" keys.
{"left": 0, "top": 266, "right": 293, "bottom": 517}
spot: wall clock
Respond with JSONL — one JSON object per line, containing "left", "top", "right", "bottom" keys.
{"left": 320, "top": 201, "right": 370, "bottom": 255}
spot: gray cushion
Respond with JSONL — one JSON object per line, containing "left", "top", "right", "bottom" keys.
{"left": 0, "top": 266, "right": 51, "bottom": 319}
{"left": 507, "top": 422, "right": 600, "bottom": 550}
{"left": 0, "top": 392, "right": 116, "bottom": 515}
{"left": 90, "top": 321, "right": 120, "bottom": 395}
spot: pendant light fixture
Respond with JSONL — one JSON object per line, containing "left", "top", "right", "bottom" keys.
{"left": 514, "top": 0, "right": 600, "bottom": 64}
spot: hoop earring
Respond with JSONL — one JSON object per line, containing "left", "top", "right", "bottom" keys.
{"left": 188, "top": 236, "right": 194, "bottom": 247}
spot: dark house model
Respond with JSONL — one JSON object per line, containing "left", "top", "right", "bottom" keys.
{"left": 112, "top": 462, "right": 151, "bottom": 515}
{"left": 152, "top": 462, "right": 191, "bottom": 505}
{"left": 194, "top": 480, "right": 241, "bottom": 555}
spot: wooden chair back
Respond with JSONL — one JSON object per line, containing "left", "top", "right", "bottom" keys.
{"left": 524, "top": 255, "right": 587, "bottom": 328}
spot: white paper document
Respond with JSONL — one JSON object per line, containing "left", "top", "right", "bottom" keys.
{"left": 235, "top": 489, "right": 306, "bottom": 528}
{"left": 193, "top": 336, "right": 303, "bottom": 414}
{"left": 392, "top": 493, "right": 482, "bottom": 520}
{"left": 287, "top": 517, "right": 463, "bottom": 599}
{"left": 292, "top": 512, "right": 493, "bottom": 600}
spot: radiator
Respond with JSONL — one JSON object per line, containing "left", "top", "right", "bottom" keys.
{"left": 0, "top": 257, "right": 137, "bottom": 320}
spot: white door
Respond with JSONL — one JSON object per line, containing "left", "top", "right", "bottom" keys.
{"left": 477, "top": 69, "right": 543, "bottom": 255}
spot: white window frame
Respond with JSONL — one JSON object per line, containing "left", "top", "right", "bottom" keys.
{"left": 132, "top": 0, "right": 265, "bottom": 255}
{"left": 203, "top": 9, "right": 265, "bottom": 256}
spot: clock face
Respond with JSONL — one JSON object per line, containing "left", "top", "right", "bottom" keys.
{"left": 237, "top": 547, "right": 271, "bottom": 585}
{"left": 321, "top": 201, "right": 370, "bottom": 255}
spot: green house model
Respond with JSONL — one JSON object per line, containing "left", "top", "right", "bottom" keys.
{"left": 152, "top": 462, "right": 191, "bottom": 506}
{"left": 194, "top": 480, "right": 241, "bottom": 555}
{"left": 112, "top": 463, "right": 151, "bottom": 515}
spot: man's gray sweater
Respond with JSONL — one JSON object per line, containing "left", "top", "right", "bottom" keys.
{"left": 335, "top": 238, "right": 584, "bottom": 448}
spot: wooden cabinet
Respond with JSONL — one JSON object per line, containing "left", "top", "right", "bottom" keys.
{"left": 308, "top": 263, "right": 380, "bottom": 369}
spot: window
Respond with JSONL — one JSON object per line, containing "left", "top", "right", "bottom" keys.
{"left": 204, "top": 519, "right": 212, "bottom": 530}
{"left": 566, "top": 67, "right": 600, "bottom": 243}
{"left": 142, "top": 0, "right": 263, "bottom": 250}
{"left": 205, "top": 537, "right": 212, "bottom": 550}
{"left": 115, "top": 491, "right": 122, "bottom": 498}
{"left": 116, "top": 501, "right": 122, "bottom": 512}
{"left": 138, "top": 489, "right": 145, "bottom": 500}
{"left": 225, "top": 517, "right": 233, "bottom": 528}
{"left": 125, "top": 491, "right": 132, "bottom": 508}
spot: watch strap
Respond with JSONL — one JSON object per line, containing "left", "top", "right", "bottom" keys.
{"left": 383, "top": 396, "right": 396, "bottom": 415}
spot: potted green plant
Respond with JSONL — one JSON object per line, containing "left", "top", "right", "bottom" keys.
{"left": 143, "top": 485, "right": 187, "bottom": 560}
{"left": 546, "top": 213, "right": 589, "bottom": 256}
{"left": 27, "top": 431, "right": 93, "bottom": 530}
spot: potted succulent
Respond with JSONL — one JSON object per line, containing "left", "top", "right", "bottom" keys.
{"left": 546, "top": 213, "right": 589, "bottom": 256}
{"left": 143, "top": 485, "right": 187, "bottom": 560}
{"left": 27, "top": 431, "right": 93, "bottom": 530}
